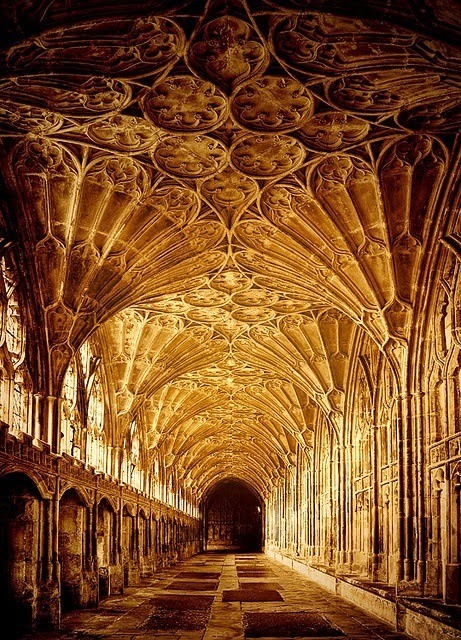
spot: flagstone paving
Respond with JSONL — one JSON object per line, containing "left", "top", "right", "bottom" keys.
{"left": 17, "top": 552, "right": 413, "bottom": 640}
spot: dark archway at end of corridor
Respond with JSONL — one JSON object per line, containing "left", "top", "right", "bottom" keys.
{"left": 203, "top": 479, "right": 263, "bottom": 552}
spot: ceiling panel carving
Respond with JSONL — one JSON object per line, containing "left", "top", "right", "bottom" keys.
{"left": 0, "top": 0, "right": 459, "bottom": 497}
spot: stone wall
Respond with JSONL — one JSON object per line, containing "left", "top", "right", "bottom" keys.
{"left": 0, "top": 424, "right": 201, "bottom": 634}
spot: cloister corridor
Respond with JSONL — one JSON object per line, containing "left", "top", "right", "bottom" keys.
{"left": 17, "top": 551, "right": 416, "bottom": 640}
{"left": 0, "top": 0, "right": 461, "bottom": 638}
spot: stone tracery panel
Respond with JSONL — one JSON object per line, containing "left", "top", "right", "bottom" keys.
{"left": 152, "top": 134, "right": 228, "bottom": 178}
{"left": 144, "top": 76, "right": 228, "bottom": 133}
{"left": 269, "top": 14, "right": 419, "bottom": 75}
{"left": 230, "top": 77, "right": 313, "bottom": 132}
{"left": 3, "top": 16, "right": 185, "bottom": 77}
{"left": 0, "top": 76, "right": 132, "bottom": 117}
{"left": 85, "top": 115, "right": 161, "bottom": 153}
{"left": 230, "top": 133, "right": 306, "bottom": 178}
{"left": 379, "top": 134, "right": 448, "bottom": 316}
{"left": 188, "top": 15, "right": 269, "bottom": 92}
{"left": 297, "top": 111, "right": 370, "bottom": 151}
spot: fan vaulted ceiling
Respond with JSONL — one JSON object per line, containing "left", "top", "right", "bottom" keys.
{"left": 0, "top": 0, "right": 460, "bottom": 498}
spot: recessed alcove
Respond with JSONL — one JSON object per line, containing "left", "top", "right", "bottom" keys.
{"left": 203, "top": 479, "right": 263, "bottom": 552}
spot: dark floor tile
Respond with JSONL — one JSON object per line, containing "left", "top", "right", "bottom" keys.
{"left": 166, "top": 580, "right": 219, "bottom": 591}
{"left": 143, "top": 608, "right": 211, "bottom": 631}
{"left": 243, "top": 611, "right": 345, "bottom": 637}
{"left": 222, "top": 589, "right": 284, "bottom": 602}
{"left": 92, "top": 607, "right": 128, "bottom": 616}
{"left": 237, "top": 568, "right": 275, "bottom": 572}
{"left": 177, "top": 571, "right": 220, "bottom": 580}
{"left": 237, "top": 572, "right": 276, "bottom": 578}
{"left": 239, "top": 581, "right": 283, "bottom": 591}
{"left": 149, "top": 595, "right": 214, "bottom": 609}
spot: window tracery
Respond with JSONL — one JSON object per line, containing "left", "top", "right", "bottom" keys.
{"left": 0, "top": 256, "right": 30, "bottom": 435}
{"left": 427, "top": 255, "right": 461, "bottom": 444}
{"left": 60, "top": 342, "right": 108, "bottom": 471}
{"left": 354, "top": 369, "right": 372, "bottom": 477}
{"left": 0, "top": 361, "right": 9, "bottom": 423}
{"left": 122, "top": 418, "right": 142, "bottom": 489}
{"left": 11, "top": 367, "right": 31, "bottom": 434}
{"left": 61, "top": 358, "right": 80, "bottom": 458}
{"left": 130, "top": 419, "right": 140, "bottom": 466}
{"left": 80, "top": 340, "right": 93, "bottom": 386}
{"left": 1, "top": 257, "right": 25, "bottom": 367}
{"left": 87, "top": 372, "right": 105, "bottom": 471}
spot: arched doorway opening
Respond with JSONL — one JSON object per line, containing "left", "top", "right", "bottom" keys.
{"left": 203, "top": 479, "right": 263, "bottom": 552}
{"left": 0, "top": 472, "right": 43, "bottom": 634}
{"left": 59, "top": 488, "right": 91, "bottom": 612}
{"left": 96, "top": 498, "right": 117, "bottom": 598}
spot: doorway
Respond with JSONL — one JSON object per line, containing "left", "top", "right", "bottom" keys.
{"left": 204, "top": 479, "right": 263, "bottom": 552}
{"left": 0, "top": 473, "right": 42, "bottom": 634}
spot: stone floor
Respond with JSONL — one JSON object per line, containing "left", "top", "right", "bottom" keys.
{"left": 19, "top": 552, "right": 414, "bottom": 640}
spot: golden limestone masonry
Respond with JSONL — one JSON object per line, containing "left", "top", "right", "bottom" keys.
{"left": 0, "top": 1, "right": 460, "bottom": 638}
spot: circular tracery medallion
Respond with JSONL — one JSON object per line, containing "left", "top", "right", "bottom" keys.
{"left": 231, "top": 76, "right": 313, "bottom": 132}
{"left": 144, "top": 76, "right": 228, "bottom": 132}
{"left": 230, "top": 133, "right": 305, "bottom": 178}
{"left": 152, "top": 134, "right": 228, "bottom": 177}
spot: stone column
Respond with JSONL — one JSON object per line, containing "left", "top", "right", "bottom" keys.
{"left": 329, "top": 445, "right": 335, "bottom": 565}
{"left": 84, "top": 497, "right": 97, "bottom": 606}
{"left": 345, "top": 442, "right": 354, "bottom": 569}
{"left": 38, "top": 491, "right": 60, "bottom": 629}
{"left": 397, "top": 392, "right": 415, "bottom": 585}
{"left": 92, "top": 490, "right": 98, "bottom": 566}
{"left": 113, "top": 446, "right": 122, "bottom": 481}
{"left": 32, "top": 393, "right": 42, "bottom": 443}
{"left": 117, "top": 493, "right": 123, "bottom": 565}
{"left": 395, "top": 393, "right": 404, "bottom": 583}
{"left": 44, "top": 395, "right": 60, "bottom": 452}
{"left": 108, "top": 493, "right": 124, "bottom": 595}
{"left": 371, "top": 423, "right": 380, "bottom": 581}
{"left": 44, "top": 498, "right": 53, "bottom": 581}
{"left": 52, "top": 492, "right": 60, "bottom": 582}
{"left": 295, "top": 447, "right": 300, "bottom": 556}
{"left": 414, "top": 390, "right": 426, "bottom": 586}
{"left": 338, "top": 442, "right": 348, "bottom": 567}
{"left": 135, "top": 507, "right": 140, "bottom": 564}
{"left": 446, "top": 469, "right": 461, "bottom": 603}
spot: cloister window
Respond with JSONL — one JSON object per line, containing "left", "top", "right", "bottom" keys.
{"left": 355, "top": 369, "right": 372, "bottom": 476}
{"left": 11, "top": 368, "right": 30, "bottom": 433}
{"left": 80, "top": 340, "right": 92, "bottom": 385}
{"left": 122, "top": 418, "right": 142, "bottom": 489}
{"left": 152, "top": 457, "right": 161, "bottom": 500}
{"left": 0, "top": 362, "right": 8, "bottom": 423}
{"left": 87, "top": 372, "right": 105, "bottom": 471}
{"left": 130, "top": 419, "right": 140, "bottom": 466}
{"left": 61, "top": 359, "right": 80, "bottom": 458}
{"left": 2, "top": 258, "right": 25, "bottom": 366}
{"left": 0, "top": 256, "right": 30, "bottom": 435}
